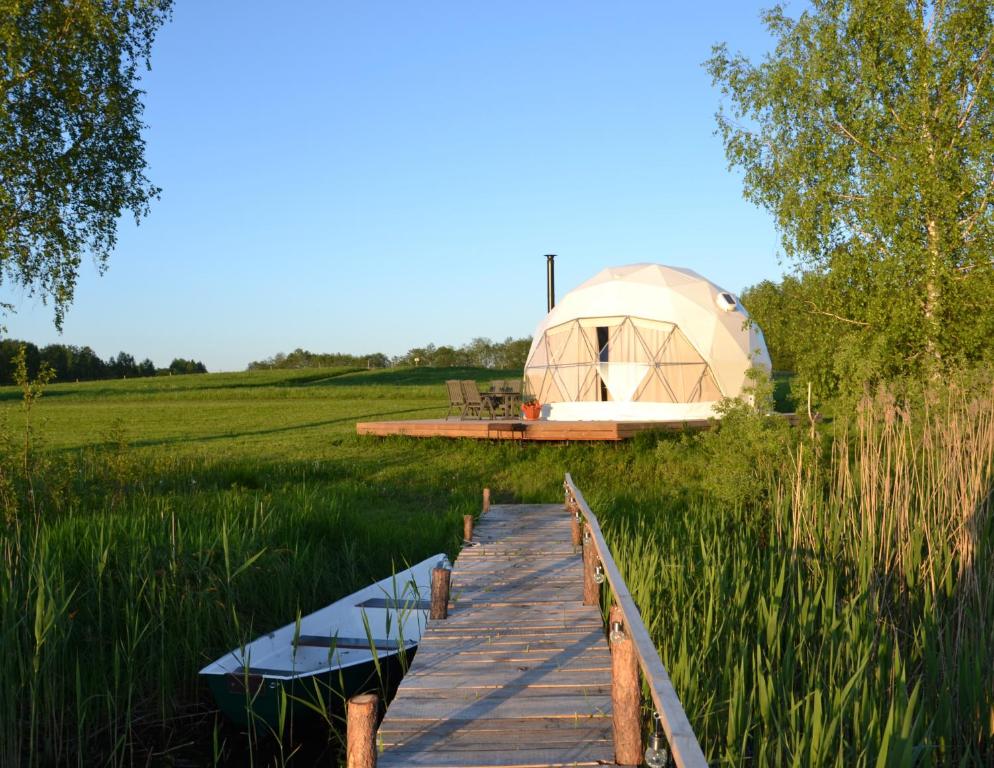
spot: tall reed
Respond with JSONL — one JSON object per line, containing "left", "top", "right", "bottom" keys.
{"left": 597, "top": 382, "right": 994, "bottom": 765}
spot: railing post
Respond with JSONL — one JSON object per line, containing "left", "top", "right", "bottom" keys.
{"left": 582, "top": 523, "right": 598, "bottom": 606}
{"left": 570, "top": 508, "right": 582, "bottom": 548}
{"left": 346, "top": 693, "right": 378, "bottom": 768}
{"left": 482, "top": 487, "right": 490, "bottom": 514}
{"left": 430, "top": 566, "right": 450, "bottom": 620}
{"left": 609, "top": 605, "right": 641, "bottom": 766}
{"left": 463, "top": 514, "right": 474, "bottom": 542}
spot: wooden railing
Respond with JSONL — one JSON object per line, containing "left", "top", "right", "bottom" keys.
{"left": 565, "top": 472, "right": 709, "bottom": 768}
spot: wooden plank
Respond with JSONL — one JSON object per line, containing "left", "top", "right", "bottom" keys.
{"left": 409, "top": 650, "right": 610, "bottom": 667}
{"left": 381, "top": 734, "right": 613, "bottom": 752}
{"left": 398, "top": 670, "right": 610, "bottom": 690}
{"left": 378, "top": 747, "right": 613, "bottom": 768}
{"left": 379, "top": 716, "right": 610, "bottom": 737}
{"left": 384, "top": 694, "right": 610, "bottom": 721}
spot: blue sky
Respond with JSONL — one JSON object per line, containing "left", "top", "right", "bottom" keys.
{"left": 3, "top": 2, "right": 788, "bottom": 371}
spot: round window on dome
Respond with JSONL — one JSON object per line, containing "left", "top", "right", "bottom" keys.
{"left": 715, "top": 292, "right": 737, "bottom": 312}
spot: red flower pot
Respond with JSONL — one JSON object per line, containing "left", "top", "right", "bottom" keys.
{"left": 521, "top": 403, "right": 541, "bottom": 420}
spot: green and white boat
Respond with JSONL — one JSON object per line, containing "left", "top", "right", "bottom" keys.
{"left": 200, "top": 554, "right": 444, "bottom": 729}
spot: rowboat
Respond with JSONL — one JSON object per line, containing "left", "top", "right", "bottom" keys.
{"left": 200, "top": 553, "right": 445, "bottom": 729}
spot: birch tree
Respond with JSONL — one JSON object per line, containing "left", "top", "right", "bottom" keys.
{"left": 1, "top": 0, "right": 172, "bottom": 327}
{"left": 708, "top": 1, "right": 994, "bottom": 386}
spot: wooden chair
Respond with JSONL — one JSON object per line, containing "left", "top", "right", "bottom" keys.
{"left": 445, "top": 380, "right": 467, "bottom": 420}
{"left": 460, "top": 380, "right": 495, "bottom": 420}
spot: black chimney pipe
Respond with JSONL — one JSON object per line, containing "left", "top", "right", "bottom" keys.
{"left": 545, "top": 254, "right": 556, "bottom": 312}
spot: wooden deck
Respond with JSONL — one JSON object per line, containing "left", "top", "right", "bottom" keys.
{"left": 356, "top": 417, "right": 712, "bottom": 442}
{"left": 377, "top": 503, "right": 614, "bottom": 767}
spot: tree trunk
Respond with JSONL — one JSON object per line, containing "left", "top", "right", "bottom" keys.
{"left": 924, "top": 216, "right": 943, "bottom": 375}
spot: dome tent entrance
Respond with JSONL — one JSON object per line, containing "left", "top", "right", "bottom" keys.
{"left": 523, "top": 264, "right": 771, "bottom": 422}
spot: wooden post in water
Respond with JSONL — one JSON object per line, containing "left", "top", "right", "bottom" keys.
{"left": 430, "top": 566, "right": 450, "bottom": 620}
{"left": 582, "top": 523, "right": 598, "bottom": 606}
{"left": 609, "top": 605, "right": 641, "bottom": 766}
{"left": 463, "top": 514, "right": 474, "bottom": 542}
{"left": 346, "top": 693, "right": 378, "bottom": 768}
{"left": 482, "top": 487, "right": 490, "bottom": 513}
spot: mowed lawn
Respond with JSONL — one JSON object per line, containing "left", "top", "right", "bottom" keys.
{"left": 1, "top": 367, "right": 447, "bottom": 459}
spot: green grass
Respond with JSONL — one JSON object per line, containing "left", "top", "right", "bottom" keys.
{"left": 0, "top": 367, "right": 991, "bottom": 766}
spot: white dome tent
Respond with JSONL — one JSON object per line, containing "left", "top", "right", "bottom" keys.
{"left": 522, "top": 263, "right": 771, "bottom": 422}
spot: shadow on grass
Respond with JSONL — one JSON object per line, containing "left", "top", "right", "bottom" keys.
{"left": 320, "top": 367, "right": 522, "bottom": 388}
{"left": 0, "top": 367, "right": 521, "bottom": 401}
{"left": 119, "top": 407, "right": 440, "bottom": 450}
{"left": 0, "top": 369, "right": 365, "bottom": 402}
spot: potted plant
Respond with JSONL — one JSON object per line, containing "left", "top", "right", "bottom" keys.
{"left": 521, "top": 399, "right": 541, "bottom": 420}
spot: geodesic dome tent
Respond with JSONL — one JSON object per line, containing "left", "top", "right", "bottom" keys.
{"left": 523, "top": 264, "right": 771, "bottom": 421}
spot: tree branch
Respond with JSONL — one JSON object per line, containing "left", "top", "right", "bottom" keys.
{"left": 829, "top": 117, "right": 895, "bottom": 163}
{"left": 959, "top": 172, "right": 994, "bottom": 239}
{"left": 805, "top": 301, "right": 870, "bottom": 327}
{"left": 953, "top": 45, "right": 989, "bottom": 135}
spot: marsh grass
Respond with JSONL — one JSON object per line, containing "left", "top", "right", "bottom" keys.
{"left": 596, "top": 383, "right": 994, "bottom": 766}
{"left": 1, "top": 366, "right": 992, "bottom": 765}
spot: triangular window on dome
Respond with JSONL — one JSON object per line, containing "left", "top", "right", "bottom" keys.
{"left": 527, "top": 334, "right": 550, "bottom": 368}
{"left": 577, "top": 364, "right": 600, "bottom": 401}
{"left": 634, "top": 365, "right": 676, "bottom": 403}
{"left": 552, "top": 362, "right": 588, "bottom": 401}
{"left": 545, "top": 322, "right": 577, "bottom": 366}
{"left": 656, "top": 327, "right": 698, "bottom": 365}
{"left": 664, "top": 363, "right": 709, "bottom": 402}
{"left": 524, "top": 370, "right": 545, "bottom": 402}
{"left": 698, "top": 368, "right": 723, "bottom": 400}
{"left": 565, "top": 320, "right": 598, "bottom": 367}
{"left": 632, "top": 318, "right": 676, "bottom": 361}
{"left": 538, "top": 367, "right": 565, "bottom": 403}
{"left": 601, "top": 318, "right": 636, "bottom": 362}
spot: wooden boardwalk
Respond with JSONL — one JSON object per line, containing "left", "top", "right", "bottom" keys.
{"left": 377, "top": 503, "right": 615, "bottom": 767}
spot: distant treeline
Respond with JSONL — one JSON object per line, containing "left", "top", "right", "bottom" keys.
{"left": 0, "top": 339, "right": 207, "bottom": 385}
{"left": 247, "top": 337, "right": 533, "bottom": 371}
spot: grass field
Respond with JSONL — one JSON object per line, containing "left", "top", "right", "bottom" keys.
{"left": 1, "top": 367, "right": 991, "bottom": 766}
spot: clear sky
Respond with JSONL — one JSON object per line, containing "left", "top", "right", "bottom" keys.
{"left": 2, "top": 1, "right": 789, "bottom": 371}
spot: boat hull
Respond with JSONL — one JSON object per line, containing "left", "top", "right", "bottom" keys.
{"left": 205, "top": 648, "right": 412, "bottom": 730}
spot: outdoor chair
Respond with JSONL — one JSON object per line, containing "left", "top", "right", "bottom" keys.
{"left": 459, "top": 380, "right": 496, "bottom": 420}
{"left": 445, "top": 380, "right": 467, "bottom": 420}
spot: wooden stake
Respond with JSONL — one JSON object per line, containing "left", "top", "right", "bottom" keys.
{"left": 482, "top": 487, "right": 490, "bottom": 513}
{"left": 570, "top": 510, "right": 582, "bottom": 548}
{"left": 463, "top": 514, "right": 474, "bottom": 542}
{"left": 346, "top": 693, "right": 378, "bottom": 768}
{"left": 430, "top": 566, "right": 450, "bottom": 620}
{"left": 609, "top": 605, "right": 641, "bottom": 766}
{"left": 582, "top": 524, "right": 598, "bottom": 606}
